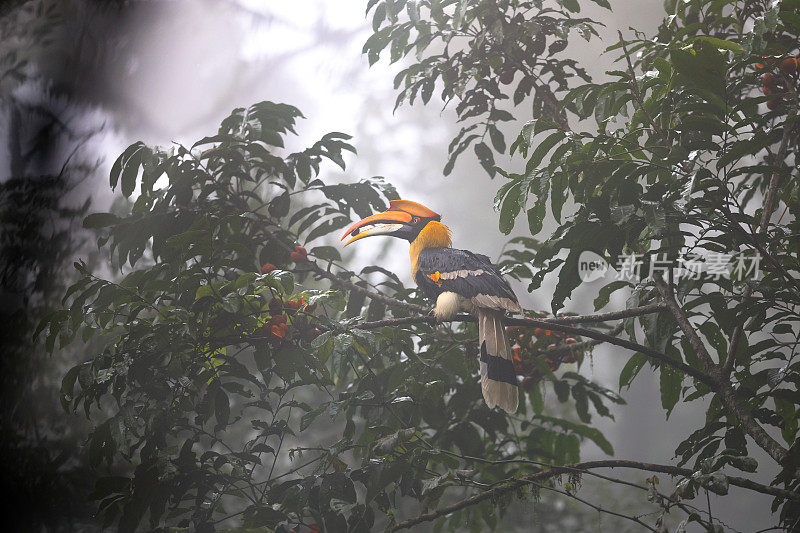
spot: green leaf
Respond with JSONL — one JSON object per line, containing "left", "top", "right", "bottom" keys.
{"left": 619, "top": 352, "right": 648, "bottom": 390}
{"left": 660, "top": 362, "right": 682, "bottom": 417}
{"left": 488, "top": 125, "right": 506, "bottom": 154}
{"left": 670, "top": 43, "right": 726, "bottom": 100}
{"left": 305, "top": 216, "right": 350, "bottom": 242}
{"left": 562, "top": 0, "right": 580, "bottom": 12}
{"left": 572, "top": 385, "right": 591, "bottom": 423}
{"left": 310, "top": 246, "right": 342, "bottom": 262}
{"left": 691, "top": 36, "right": 745, "bottom": 54}
{"left": 594, "top": 280, "right": 630, "bottom": 311}
{"left": 300, "top": 402, "right": 329, "bottom": 431}
{"left": 498, "top": 182, "right": 522, "bottom": 234}
{"left": 525, "top": 132, "right": 565, "bottom": 174}
{"left": 113, "top": 143, "right": 147, "bottom": 198}
{"left": 83, "top": 212, "right": 120, "bottom": 229}
{"left": 214, "top": 389, "right": 230, "bottom": 429}
{"left": 474, "top": 142, "right": 496, "bottom": 177}
{"left": 268, "top": 191, "right": 291, "bottom": 218}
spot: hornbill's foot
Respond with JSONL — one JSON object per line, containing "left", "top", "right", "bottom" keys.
{"left": 427, "top": 308, "right": 441, "bottom": 324}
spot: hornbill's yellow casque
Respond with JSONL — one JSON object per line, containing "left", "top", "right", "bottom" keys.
{"left": 341, "top": 200, "right": 522, "bottom": 413}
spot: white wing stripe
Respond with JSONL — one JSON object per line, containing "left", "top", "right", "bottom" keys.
{"left": 439, "top": 269, "right": 487, "bottom": 279}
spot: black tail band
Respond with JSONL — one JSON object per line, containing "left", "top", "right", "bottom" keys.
{"left": 480, "top": 341, "right": 518, "bottom": 385}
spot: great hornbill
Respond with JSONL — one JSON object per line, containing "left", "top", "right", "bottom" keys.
{"left": 341, "top": 200, "right": 521, "bottom": 413}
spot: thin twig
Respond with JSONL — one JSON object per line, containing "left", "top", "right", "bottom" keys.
{"left": 391, "top": 458, "right": 800, "bottom": 531}
{"left": 618, "top": 30, "right": 670, "bottom": 146}
{"left": 533, "top": 482, "right": 658, "bottom": 532}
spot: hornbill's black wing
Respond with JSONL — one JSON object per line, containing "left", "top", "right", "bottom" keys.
{"left": 414, "top": 247, "right": 521, "bottom": 313}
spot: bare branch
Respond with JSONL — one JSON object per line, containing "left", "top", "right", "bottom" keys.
{"left": 541, "top": 303, "right": 668, "bottom": 324}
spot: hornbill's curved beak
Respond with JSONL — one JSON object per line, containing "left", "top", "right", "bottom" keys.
{"left": 341, "top": 200, "right": 440, "bottom": 247}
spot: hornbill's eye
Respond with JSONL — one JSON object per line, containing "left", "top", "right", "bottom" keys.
{"left": 412, "top": 217, "right": 420, "bottom": 224}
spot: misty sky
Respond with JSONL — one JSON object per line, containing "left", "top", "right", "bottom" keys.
{"left": 5, "top": 0, "right": 778, "bottom": 529}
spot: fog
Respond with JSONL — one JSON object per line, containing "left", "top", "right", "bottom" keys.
{"left": 1, "top": 0, "right": 779, "bottom": 530}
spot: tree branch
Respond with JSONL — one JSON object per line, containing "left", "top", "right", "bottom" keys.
{"left": 538, "top": 323, "right": 625, "bottom": 358}
{"left": 724, "top": 108, "right": 797, "bottom": 375}
{"left": 351, "top": 306, "right": 713, "bottom": 386}
{"left": 304, "top": 260, "right": 428, "bottom": 314}
{"left": 541, "top": 302, "right": 667, "bottom": 324}
{"left": 391, "top": 459, "right": 800, "bottom": 531}
{"left": 264, "top": 228, "right": 428, "bottom": 314}
{"left": 654, "top": 274, "right": 789, "bottom": 467}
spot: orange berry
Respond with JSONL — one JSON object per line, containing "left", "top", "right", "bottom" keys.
{"left": 565, "top": 338, "right": 577, "bottom": 344}
{"left": 260, "top": 263, "right": 277, "bottom": 274}
{"left": 270, "top": 322, "right": 289, "bottom": 339}
{"left": 767, "top": 97, "right": 783, "bottom": 110}
{"left": 761, "top": 72, "right": 777, "bottom": 86}
{"left": 499, "top": 69, "right": 515, "bottom": 85}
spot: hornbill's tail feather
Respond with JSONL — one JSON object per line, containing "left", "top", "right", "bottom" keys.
{"left": 477, "top": 308, "right": 519, "bottom": 413}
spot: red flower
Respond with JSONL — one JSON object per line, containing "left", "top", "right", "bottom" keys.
{"left": 285, "top": 296, "right": 306, "bottom": 310}
{"left": 290, "top": 246, "right": 308, "bottom": 262}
